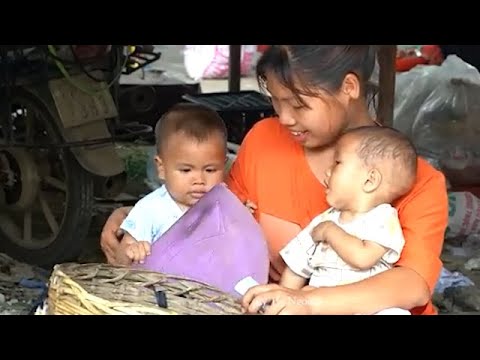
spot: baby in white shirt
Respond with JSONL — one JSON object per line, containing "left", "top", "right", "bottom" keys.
{"left": 279, "top": 126, "right": 418, "bottom": 315}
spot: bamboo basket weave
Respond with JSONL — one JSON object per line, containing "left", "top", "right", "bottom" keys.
{"left": 44, "top": 263, "right": 243, "bottom": 315}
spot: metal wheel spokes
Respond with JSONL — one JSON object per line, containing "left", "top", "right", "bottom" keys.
{"left": 0, "top": 95, "right": 68, "bottom": 250}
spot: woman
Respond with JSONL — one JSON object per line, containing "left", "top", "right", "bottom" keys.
{"left": 101, "top": 45, "right": 448, "bottom": 315}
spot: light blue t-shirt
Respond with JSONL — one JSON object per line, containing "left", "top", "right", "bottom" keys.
{"left": 120, "top": 185, "right": 186, "bottom": 244}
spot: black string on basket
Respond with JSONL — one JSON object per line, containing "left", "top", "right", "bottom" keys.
{"left": 154, "top": 289, "right": 168, "bottom": 309}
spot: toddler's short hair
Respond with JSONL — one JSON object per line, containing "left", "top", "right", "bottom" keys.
{"left": 154, "top": 103, "right": 227, "bottom": 154}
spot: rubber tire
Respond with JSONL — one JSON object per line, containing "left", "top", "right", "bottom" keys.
{"left": 0, "top": 88, "right": 94, "bottom": 269}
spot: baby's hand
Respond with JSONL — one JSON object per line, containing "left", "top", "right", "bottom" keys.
{"left": 311, "top": 221, "right": 336, "bottom": 244}
{"left": 245, "top": 200, "right": 257, "bottom": 214}
{"left": 125, "top": 241, "right": 151, "bottom": 264}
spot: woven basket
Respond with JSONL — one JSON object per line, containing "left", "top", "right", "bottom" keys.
{"left": 44, "top": 263, "right": 243, "bottom": 315}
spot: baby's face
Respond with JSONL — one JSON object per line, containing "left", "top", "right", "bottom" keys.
{"left": 324, "top": 135, "right": 366, "bottom": 210}
{"left": 155, "top": 132, "right": 226, "bottom": 210}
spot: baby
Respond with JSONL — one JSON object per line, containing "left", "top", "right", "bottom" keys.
{"left": 279, "top": 126, "right": 418, "bottom": 315}
{"left": 115, "top": 103, "right": 228, "bottom": 265}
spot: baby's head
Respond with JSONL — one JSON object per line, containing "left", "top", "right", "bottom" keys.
{"left": 325, "top": 126, "right": 417, "bottom": 212}
{"left": 154, "top": 103, "right": 227, "bottom": 210}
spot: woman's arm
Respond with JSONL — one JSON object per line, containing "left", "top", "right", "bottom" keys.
{"left": 100, "top": 206, "right": 133, "bottom": 265}
{"left": 305, "top": 266, "right": 430, "bottom": 314}
{"left": 243, "top": 258, "right": 430, "bottom": 315}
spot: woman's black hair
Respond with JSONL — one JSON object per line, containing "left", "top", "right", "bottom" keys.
{"left": 256, "top": 45, "right": 378, "bottom": 110}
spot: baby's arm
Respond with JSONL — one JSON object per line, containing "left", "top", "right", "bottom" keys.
{"left": 278, "top": 216, "right": 323, "bottom": 288}
{"left": 312, "top": 221, "right": 388, "bottom": 270}
{"left": 312, "top": 206, "right": 405, "bottom": 270}
{"left": 280, "top": 267, "right": 308, "bottom": 290}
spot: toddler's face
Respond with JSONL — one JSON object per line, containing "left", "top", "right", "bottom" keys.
{"left": 324, "top": 135, "right": 365, "bottom": 210}
{"left": 155, "top": 132, "right": 226, "bottom": 210}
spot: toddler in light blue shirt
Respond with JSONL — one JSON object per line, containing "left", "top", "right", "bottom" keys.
{"left": 116, "top": 103, "right": 228, "bottom": 265}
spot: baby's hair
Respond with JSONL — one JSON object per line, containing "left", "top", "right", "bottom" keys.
{"left": 154, "top": 103, "right": 227, "bottom": 154}
{"left": 345, "top": 126, "right": 418, "bottom": 196}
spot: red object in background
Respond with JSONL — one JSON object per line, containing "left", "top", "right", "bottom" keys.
{"left": 257, "top": 45, "right": 270, "bottom": 53}
{"left": 422, "top": 45, "right": 444, "bottom": 65}
{"left": 395, "top": 45, "right": 444, "bottom": 72}
{"left": 256, "top": 45, "right": 445, "bottom": 72}
{"left": 396, "top": 55, "right": 429, "bottom": 72}
{"left": 71, "top": 45, "right": 111, "bottom": 60}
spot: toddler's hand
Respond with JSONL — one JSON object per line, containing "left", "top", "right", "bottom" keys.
{"left": 125, "top": 241, "right": 151, "bottom": 264}
{"left": 245, "top": 200, "right": 257, "bottom": 214}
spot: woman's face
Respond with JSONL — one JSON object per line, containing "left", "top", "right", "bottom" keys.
{"left": 264, "top": 71, "right": 353, "bottom": 150}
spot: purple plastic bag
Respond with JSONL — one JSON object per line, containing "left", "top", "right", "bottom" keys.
{"left": 137, "top": 184, "right": 270, "bottom": 297}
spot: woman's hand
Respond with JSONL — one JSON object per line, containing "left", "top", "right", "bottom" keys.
{"left": 100, "top": 206, "right": 132, "bottom": 265}
{"left": 242, "top": 284, "right": 314, "bottom": 315}
{"left": 246, "top": 267, "right": 430, "bottom": 315}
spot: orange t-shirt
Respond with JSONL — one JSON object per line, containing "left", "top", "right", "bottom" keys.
{"left": 226, "top": 117, "right": 449, "bottom": 315}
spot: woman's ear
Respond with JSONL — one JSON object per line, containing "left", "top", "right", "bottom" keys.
{"left": 154, "top": 155, "right": 165, "bottom": 181}
{"left": 363, "top": 168, "right": 382, "bottom": 193}
{"left": 341, "top": 73, "right": 361, "bottom": 101}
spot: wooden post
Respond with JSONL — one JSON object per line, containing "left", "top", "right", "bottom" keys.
{"left": 377, "top": 45, "right": 397, "bottom": 126}
{"left": 228, "top": 45, "right": 242, "bottom": 93}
